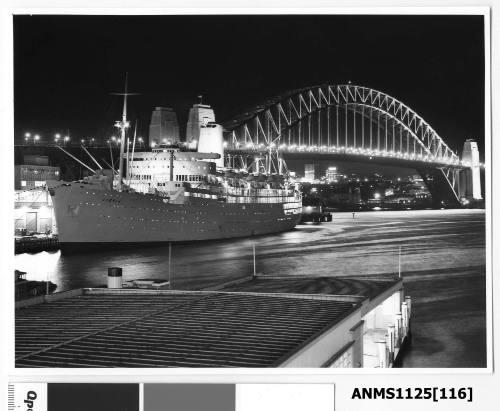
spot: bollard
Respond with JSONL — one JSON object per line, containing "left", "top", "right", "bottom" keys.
{"left": 107, "top": 267, "right": 123, "bottom": 289}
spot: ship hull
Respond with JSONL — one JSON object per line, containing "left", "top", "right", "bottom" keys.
{"left": 49, "top": 182, "right": 301, "bottom": 252}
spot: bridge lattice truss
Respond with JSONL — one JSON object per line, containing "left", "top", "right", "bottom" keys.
{"left": 224, "top": 84, "right": 463, "bottom": 201}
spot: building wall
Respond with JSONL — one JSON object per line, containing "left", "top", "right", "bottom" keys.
{"left": 148, "top": 107, "right": 180, "bottom": 147}
{"left": 304, "top": 164, "right": 315, "bottom": 182}
{"left": 349, "top": 320, "right": 364, "bottom": 367}
{"left": 325, "top": 167, "right": 338, "bottom": 183}
{"left": 23, "top": 155, "right": 49, "bottom": 166}
{"left": 14, "top": 158, "right": 60, "bottom": 234}
{"left": 328, "top": 343, "right": 354, "bottom": 368}
{"left": 362, "top": 290, "right": 404, "bottom": 368}
{"left": 14, "top": 190, "right": 55, "bottom": 234}
{"left": 14, "top": 165, "right": 60, "bottom": 190}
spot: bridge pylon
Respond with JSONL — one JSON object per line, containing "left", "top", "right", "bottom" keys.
{"left": 459, "top": 139, "right": 482, "bottom": 201}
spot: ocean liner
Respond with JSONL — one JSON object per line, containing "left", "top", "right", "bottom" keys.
{"left": 47, "top": 90, "right": 302, "bottom": 251}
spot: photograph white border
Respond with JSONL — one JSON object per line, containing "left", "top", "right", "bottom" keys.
{"left": 0, "top": 2, "right": 495, "bottom": 394}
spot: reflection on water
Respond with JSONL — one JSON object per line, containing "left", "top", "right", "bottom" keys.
{"left": 15, "top": 234, "right": 303, "bottom": 292}
{"left": 15, "top": 251, "right": 62, "bottom": 283}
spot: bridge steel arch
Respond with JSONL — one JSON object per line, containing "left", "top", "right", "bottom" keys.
{"left": 224, "top": 84, "right": 464, "bottom": 204}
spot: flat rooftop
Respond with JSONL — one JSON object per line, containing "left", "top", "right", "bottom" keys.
{"left": 16, "top": 291, "right": 357, "bottom": 367}
{"left": 15, "top": 275, "right": 401, "bottom": 368}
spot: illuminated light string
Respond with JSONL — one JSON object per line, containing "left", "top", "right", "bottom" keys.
{"left": 235, "top": 142, "right": 462, "bottom": 168}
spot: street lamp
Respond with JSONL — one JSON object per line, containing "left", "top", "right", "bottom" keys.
{"left": 34, "top": 134, "right": 40, "bottom": 144}
{"left": 25, "top": 132, "right": 31, "bottom": 138}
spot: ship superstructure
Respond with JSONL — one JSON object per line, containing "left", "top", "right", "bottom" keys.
{"left": 48, "top": 82, "right": 302, "bottom": 251}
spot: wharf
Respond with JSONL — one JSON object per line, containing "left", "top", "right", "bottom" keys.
{"left": 15, "top": 236, "right": 59, "bottom": 254}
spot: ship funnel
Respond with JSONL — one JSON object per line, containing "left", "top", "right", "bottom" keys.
{"left": 186, "top": 103, "right": 224, "bottom": 166}
{"left": 198, "top": 123, "right": 224, "bottom": 167}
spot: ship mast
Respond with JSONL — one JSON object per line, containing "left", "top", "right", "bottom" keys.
{"left": 114, "top": 73, "right": 131, "bottom": 191}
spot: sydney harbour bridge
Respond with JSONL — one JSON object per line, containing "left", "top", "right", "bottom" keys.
{"left": 222, "top": 84, "right": 483, "bottom": 206}
{"left": 17, "top": 84, "right": 484, "bottom": 207}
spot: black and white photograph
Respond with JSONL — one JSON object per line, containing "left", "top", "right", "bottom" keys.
{"left": 11, "top": 12, "right": 488, "bottom": 369}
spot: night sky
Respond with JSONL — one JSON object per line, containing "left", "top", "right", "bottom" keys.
{"left": 14, "top": 14, "right": 485, "bottom": 156}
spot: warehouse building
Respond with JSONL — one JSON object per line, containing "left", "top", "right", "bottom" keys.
{"left": 14, "top": 155, "right": 60, "bottom": 234}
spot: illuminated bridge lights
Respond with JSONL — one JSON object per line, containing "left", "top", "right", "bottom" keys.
{"left": 227, "top": 142, "right": 463, "bottom": 167}
{"left": 224, "top": 84, "right": 472, "bottom": 200}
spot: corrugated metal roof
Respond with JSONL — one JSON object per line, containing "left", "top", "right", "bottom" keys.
{"left": 16, "top": 292, "right": 358, "bottom": 368}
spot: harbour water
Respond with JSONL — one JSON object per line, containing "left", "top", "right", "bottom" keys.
{"left": 15, "top": 209, "right": 487, "bottom": 367}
